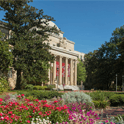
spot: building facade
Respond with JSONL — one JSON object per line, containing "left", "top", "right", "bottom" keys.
{"left": 0, "top": 21, "right": 85, "bottom": 90}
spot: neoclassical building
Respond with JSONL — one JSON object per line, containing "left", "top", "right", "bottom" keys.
{"left": 0, "top": 21, "right": 85, "bottom": 90}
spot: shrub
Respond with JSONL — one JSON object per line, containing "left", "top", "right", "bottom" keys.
{"left": 25, "top": 84, "right": 34, "bottom": 90}
{"left": 47, "top": 84, "right": 55, "bottom": 90}
{"left": 93, "top": 100, "right": 110, "bottom": 109}
{"left": 87, "top": 90, "right": 107, "bottom": 101}
{"left": 61, "top": 91, "right": 93, "bottom": 105}
{"left": 0, "top": 76, "right": 9, "bottom": 92}
{"left": 109, "top": 94, "right": 124, "bottom": 106}
{"left": 26, "top": 95, "right": 38, "bottom": 101}
{"left": 33, "top": 85, "right": 47, "bottom": 90}
{"left": 17, "top": 90, "right": 64, "bottom": 100}
{"left": 86, "top": 90, "right": 115, "bottom": 102}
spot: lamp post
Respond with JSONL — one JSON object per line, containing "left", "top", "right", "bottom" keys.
{"left": 116, "top": 74, "right": 117, "bottom": 92}
{"left": 57, "top": 67, "right": 59, "bottom": 91}
{"left": 122, "top": 75, "right": 124, "bottom": 91}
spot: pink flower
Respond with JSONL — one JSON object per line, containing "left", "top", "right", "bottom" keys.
{"left": 105, "top": 120, "right": 109, "bottom": 123}
{"left": 27, "top": 120, "right": 30, "bottom": 123}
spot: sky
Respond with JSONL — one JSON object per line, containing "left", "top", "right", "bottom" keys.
{"left": 1, "top": 1, "right": 124, "bottom": 54}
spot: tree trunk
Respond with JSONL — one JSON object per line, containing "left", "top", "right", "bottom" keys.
{"left": 15, "top": 69, "right": 21, "bottom": 90}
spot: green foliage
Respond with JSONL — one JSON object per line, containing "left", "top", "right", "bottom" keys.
{"left": 47, "top": 84, "right": 55, "bottom": 90}
{"left": 93, "top": 100, "right": 110, "bottom": 109}
{"left": 0, "top": 30, "right": 13, "bottom": 73}
{"left": 84, "top": 50, "right": 98, "bottom": 89}
{"left": 84, "top": 25, "right": 124, "bottom": 90}
{"left": 16, "top": 90, "right": 64, "bottom": 100}
{"left": 86, "top": 90, "right": 115, "bottom": 101}
{"left": 109, "top": 94, "right": 124, "bottom": 106}
{"left": 61, "top": 91, "right": 93, "bottom": 104}
{"left": 0, "top": 76, "right": 9, "bottom": 92}
{"left": 33, "top": 86, "right": 47, "bottom": 90}
{"left": 77, "top": 59, "right": 86, "bottom": 85}
{"left": 0, "top": 0, "right": 59, "bottom": 89}
{"left": 26, "top": 95, "right": 38, "bottom": 101}
{"left": 114, "top": 114, "right": 124, "bottom": 123}
{"left": 25, "top": 84, "right": 34, "bottom": 90}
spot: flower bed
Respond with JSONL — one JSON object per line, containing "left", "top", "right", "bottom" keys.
{"left": 0, "top": 93, "right": 120, "bottom": 124}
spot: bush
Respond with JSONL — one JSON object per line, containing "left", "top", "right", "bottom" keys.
{"left": 93, "top": 100, "right": 110, "bottom": 109}
{"left": 0, "top": 76, "right": 9, "bottom": 92}
{"left": 25, "top": 84, "right": 34, "bottom": 90}
{"left": 26, "top": 95, "right": 38, "bottom": 101}
{"left": 17, "top": 90, "right": 64, "bottom": 100}
{"left": 61, "top": 91, "right": 93, "bottom": 105}
{"left": 86, "top": 90, "right": 115, "bottom": 101}
{"left": 109, "top": 94, "right": 124, "bottom": 106}
{"left": 33, "top": 86, "right": 47, "bottom": 90}
{"left": 47, "top": 84, "right": 55, "bottom": 90}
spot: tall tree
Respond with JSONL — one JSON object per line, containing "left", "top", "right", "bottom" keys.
{"left": 0, "top": 0, "right": 59, "bottom": 89}
{"left": 84, "top": 50, "right": 98, "bottom": 89}
{"left": 0, "top": 30, "right": 13, "bottom": 74}
{"left": 77, "top": 59, "right": 86, "bottom": 85}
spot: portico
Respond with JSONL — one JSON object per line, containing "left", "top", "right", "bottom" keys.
{"left": 47, "top": 45, "right": 78, "bottom": 87}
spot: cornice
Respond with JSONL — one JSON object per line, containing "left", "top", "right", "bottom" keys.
{"left": 49, "top": 33, "right": 75, "bottom": 45}
{"left": 50, "top": 45, "right": 78, "bottom": 57}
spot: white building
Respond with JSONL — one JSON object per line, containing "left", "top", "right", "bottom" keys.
{"left": 0, "top": 20, "right": 85, "bottom": 90}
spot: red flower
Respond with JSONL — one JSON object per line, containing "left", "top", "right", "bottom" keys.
{"left": 27, "top": 120, "right": 30, "bottom": 123}
{"left": 0, "top": 98, "right": 3, "bottom": 102}
{"left": 17, "top": 95, "right": 21, "bottom": 98}
{"left": 54, "top": 100, "right": 58, "bottom": 103}
{"left": 43, "top": 104, "right": 49, "bottom": 107}
{"left": 63, "top": 105, "right": 68, "bottom": 109}
{"left": 21, "top": 94, "right": 24, "bottom": 97}
{"left": 0, "top": 113, "right": 3, "bottom": 116}
{"left": 8, "top": 111, "right": 13, "bottom": 114}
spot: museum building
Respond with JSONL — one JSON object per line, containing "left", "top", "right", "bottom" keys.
{"left": 0, "top": 20, "right": 85, "bottom": 90}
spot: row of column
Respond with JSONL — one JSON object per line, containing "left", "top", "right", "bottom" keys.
{"left": 48, "top": 56, "right": 77, "bottom": 86}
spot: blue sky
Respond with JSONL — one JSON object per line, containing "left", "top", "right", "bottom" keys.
{"left": 1, "top": 1, "right": 124, "bottom": 54}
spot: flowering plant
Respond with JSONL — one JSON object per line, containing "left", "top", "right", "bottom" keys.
{"left": 0, "top": 94, "right": 69, "bottom": 124}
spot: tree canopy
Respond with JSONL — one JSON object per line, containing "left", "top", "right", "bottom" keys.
{"left": 0, "top": 0, "right": 59, "bottom": 89}
{"left": 77, "top": 59, "right": 86, "bottom": 85}
{"left": 84, "top": 25, "right": 124, "bottom": 90}
{"left": 0, "top": 30, "right": 13, "bottom": 74}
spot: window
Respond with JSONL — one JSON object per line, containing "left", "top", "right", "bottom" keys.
{"left": 53, "top": 44, "right": 55, "bottom": 46}
{"left": 69, "top": 49, "right": 71, "bottom": 51}
{"left": 47, "top": 42, "right": 50, "bottom": 45}
{"left": 8, "top": 68, "right": 12, "bottom": 78}
{"left": 57, "top": 43, "right": 60, "bottom": 47}
{"left": 80, "top": 55, "right": 82, "bottom": 60}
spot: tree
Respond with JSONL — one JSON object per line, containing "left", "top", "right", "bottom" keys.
{"left": 0, "top": 30, "right": 13, "bottom": 74}
{"left": 83, "top": 50, "right": 99, "bottom": 89}
{"left": 0, "top": 0, "right": 59, "bottom": 89}
{"left": 77, "top": 59, "right": 86, "bottom": 85}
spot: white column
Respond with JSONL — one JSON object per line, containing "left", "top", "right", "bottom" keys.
{"left": 48, "top": 62, "right": 50, "bottom": 85}
{"left": 59, "top": 56, "right": 62, "bottom": 85}
{"left": 65, "top": 57, "right": 68, "bottom": 85}
{"left": 70, "top": 59, "right": 73, "bottom": 85}
{"left": 53, "top": 56, "right": 56, "bottom": 84}
{"left": 74, "top": 60, "right": 77, "bottom": 86}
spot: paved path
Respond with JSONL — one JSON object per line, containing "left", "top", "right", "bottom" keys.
{"left": 94, "top": 106, "right": 124, "bottom": 122}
